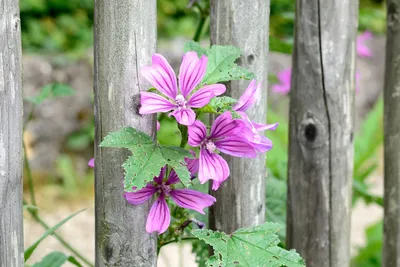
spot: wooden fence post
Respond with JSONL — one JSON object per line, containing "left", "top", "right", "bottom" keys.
{"left": 383, "top": 1, "right": 400, "bottom": 266}
{"left": 0, "top": 0, "right": 24, "bottom": 266}
{"left": 286, "top": 1, "right": 357, "bottom": 266}
{"left": 208, "top": 0, "right": 270, "bottom": 233}
{"left": 94, "top": 1, "right": 157, "bottom": 266}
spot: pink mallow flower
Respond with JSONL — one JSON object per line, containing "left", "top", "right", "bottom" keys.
{"left": 124, "top": 167, "right": 216, "bottom": 234}
{"left": 271, "top": 68, "right": 291, "bottom": 95}
{"left": 88, "top": 158, "right": 94, "bottom": 168}
{"left": 234, "top": 80, "right": 278, "bottom": 153}
{"left": 357, "top": 31, "right": 373, "bottom": 58}
{"left": 188, "top": 111, "right": 257, "bottom": 190}
{"left": 272, "top": 68, "right": 361, "bottom": 94}
{"left": 140, "top": 52, "right": 226, "bottom": 126}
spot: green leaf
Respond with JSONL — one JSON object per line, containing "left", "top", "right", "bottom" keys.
{"left": 67, "top": 256, "right": 84, "bottom": 267}
{"left": 100, "top": 127, "right": 193, "bottom": 191}
{"left": 31, "top": 251, "right": 83, "bottom": 267}
{"left": 24, "top": 209, "right": 84, "bottom": 262}
{"left": 266, "top": 174, "right": 287, "bottom": 240}
{"left": 269, "top": 36, "right": 293, "bottom": 54}
{"left": 183, "top": 42, "right": 255, "bottom": 84}
{"left": 25, "top": 83, "right": 75, "bottom": 105}
{"left": 23, "top": 205, "right": 39, "bottom": 211}
{"left": 353, "top": 98, "right": 383, "bottom": 205}
{"left": 202, "top": 45, "right": 255, "bottom": 84}
{"left": 351, "top": 220, "right": 382, "bottom": 267}
{"left": 184, "top": 41, "right": 208, "bottom": 57}
{"left": 32, "top": 251, "right": 68, "bottom": 267}
{"left": 192, "top": 222, "right": 305, "bottom": 267}
{"left": 197, "top": 96, "right": 237, "bottom": 115}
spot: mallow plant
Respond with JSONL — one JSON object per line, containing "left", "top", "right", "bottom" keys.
{"left": 99, "top": 41, "right": 305, "bottom": 266}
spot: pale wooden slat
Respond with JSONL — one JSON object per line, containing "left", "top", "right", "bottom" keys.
{"left": 93, "top": 1, "right": 158, "bottom": 266}
{"left": 286, "top": 1, "right": 357, "bottom": 266}
{"left": 0, "top": 0, "right": 24, "bottom": 266}
{"left": 208, "top": 0, "right": 270, "bottom": 233}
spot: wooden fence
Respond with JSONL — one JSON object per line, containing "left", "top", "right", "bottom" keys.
{"left": 0, "top": 0, "right": 399, "bottom": 266}
{"left": 287, "top": 1, "right": 357, "bottom": 266}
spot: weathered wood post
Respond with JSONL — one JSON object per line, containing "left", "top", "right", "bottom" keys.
{"left": 286, "top": 1, "right": 357, "bottom": 266}
{"left": 208, "top": 1, "right": 270, "bottom": 233}
{"left": 383, "top": 1, "right": 400, "bottom": 266}
{"left": 0, "top": 0, "right": 24, "bottom": 266}
{"left": 94, "top": 1, "right": 157, "bottom": 266}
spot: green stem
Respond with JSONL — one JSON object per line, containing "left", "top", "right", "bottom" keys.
{"left": 160, "top": 236, "right": 199, "bottom": 248}
{"left": 191, "top": 2, "right": 209, "bottom": 43}
{"left": 24, "top": 200, "right": 94, "bottom": 267}
{"left": 193, "top": 15, "right": 207, "bottom": 42}
{"left": 23, "top": 107, "right": 37, "bottom": 210}
{"left": 23, "top": 141, "right": 37, "bottom": 212}
{"left": 178, "top": 124, "right": 188, "bottom": 148}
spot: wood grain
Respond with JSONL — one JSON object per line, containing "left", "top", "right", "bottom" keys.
{"left": 208, "top": 0, "right": 270, "bottom": 233}
{"left": 94, "top": 1, "right": 157, "bottom": 266}
{"left": 383, "top": 1, "right": 400, "bottom": 266}
{"left": 286, "top": 1, "right": 357, "bottom": 266}
{"left": 0, "top": 0, "right": 24, "bottom": 266}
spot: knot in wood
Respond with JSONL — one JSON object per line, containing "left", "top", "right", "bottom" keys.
{"left": 130, "top": 93, "right": 141, "bottom": 115}
{"left": 247, "top": 54, "right": 255, "bottom": 64}
{"left": 297, "top": 112, "right": 326, "bottom": 148}
{"left": 101, "top": 233, "right": 122, "bottom": 265}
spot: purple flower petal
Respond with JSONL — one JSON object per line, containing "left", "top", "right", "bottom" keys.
{"left": 272, "top": 84, "right": 290, "bottom": 95}
{"left": 187, "top": 84, "right": 226, "bottom": 108}
{"left": 252, "top": 122, "right": 279, "bottom": 132}
{"left": 179, "top": 52, "right": 208, "bottom": 97}
{"left": 211, "top": 180, "right": 223, "bottom": 191}
{"left": 146, "top": 195, "right": 171, "bottom": 234}
{"left": 88, "top": 158, "right": 94, "bottom": 168}
{"left": 234, "top": 113, "right": 276, "bottom": 153}
{"left": 233, "top": 80, "right": 260, "bottom": 112}
{"left": 278, "top": 68, "right": 292, "bottom": 85}
{"left": 185, "top": 150, "right": 199, "bottom": 177}
{"left": 209, "top": 112, "right": 242, "bottom": 139}
{"left": 154, "top": 166, "right": 167, "bottom": 184}
{"left": 356, "top": 31, "right": 373, "bottom": 58}
{"left": 170, "top": 108, "right": 196, "bottom": 126}
{"left": 200, "top": 84, "right": 226, "bottom": 97}
{"left": 357, "top": 46, "right": 372, "bottom": 58}
{"left": 214, "top": 136, "right": 257, "bottom": 158}
{"left": 157, "top": 121, "right": 160, "bottom": 131}
{"left": 124, "top": 186, "right": 157, "bottom": 205}
{"left": 250, "top": 135, "right": 273, "bottom": 153}
{"left": 272, "top": 68, "right": 291, "bottom": 95}
{"left": 198, "top": 148, "right": 229, "bottom": 188}
{"left": 166, "top": 170, "right": 180, "bottom": 185}
{"left": 188, "top": 120, "right": 207, "bottom": 146}
{"left": 139, "top": 92, "right": 176, "bottom": 114}
{"left": 170, "top": 189, "right": 216, "bottom": 214}
{"left": 140, "top": 54, "right": 178, "bottom": 99}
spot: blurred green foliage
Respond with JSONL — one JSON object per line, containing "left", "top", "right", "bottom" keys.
{"left": 22, "top": 1, "right": 386, "bottom": 264}
{"left": 20, "top": 0, "right": 386, "bottom": 55}
{"left": 351, "top": 220, "right": 382, "bottom": 267}
{"left": 19, "top": 0, "right": 200, "bottom": 54}
{"left": 20, "top": 0, "right": 94, "bottom": 55}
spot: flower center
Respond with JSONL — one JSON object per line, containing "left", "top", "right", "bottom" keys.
{"left": 175, "top": 94, "right": 187, "bottom": 108}
{"left": 158, "top": 182, "right": 172, "bottom": 196}
{"left": 205, "top": 140, "right": 216, "bottom": 153}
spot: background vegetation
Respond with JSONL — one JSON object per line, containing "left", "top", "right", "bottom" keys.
{"left": 21, "top": 0, "right": 386, "bottom": 266}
